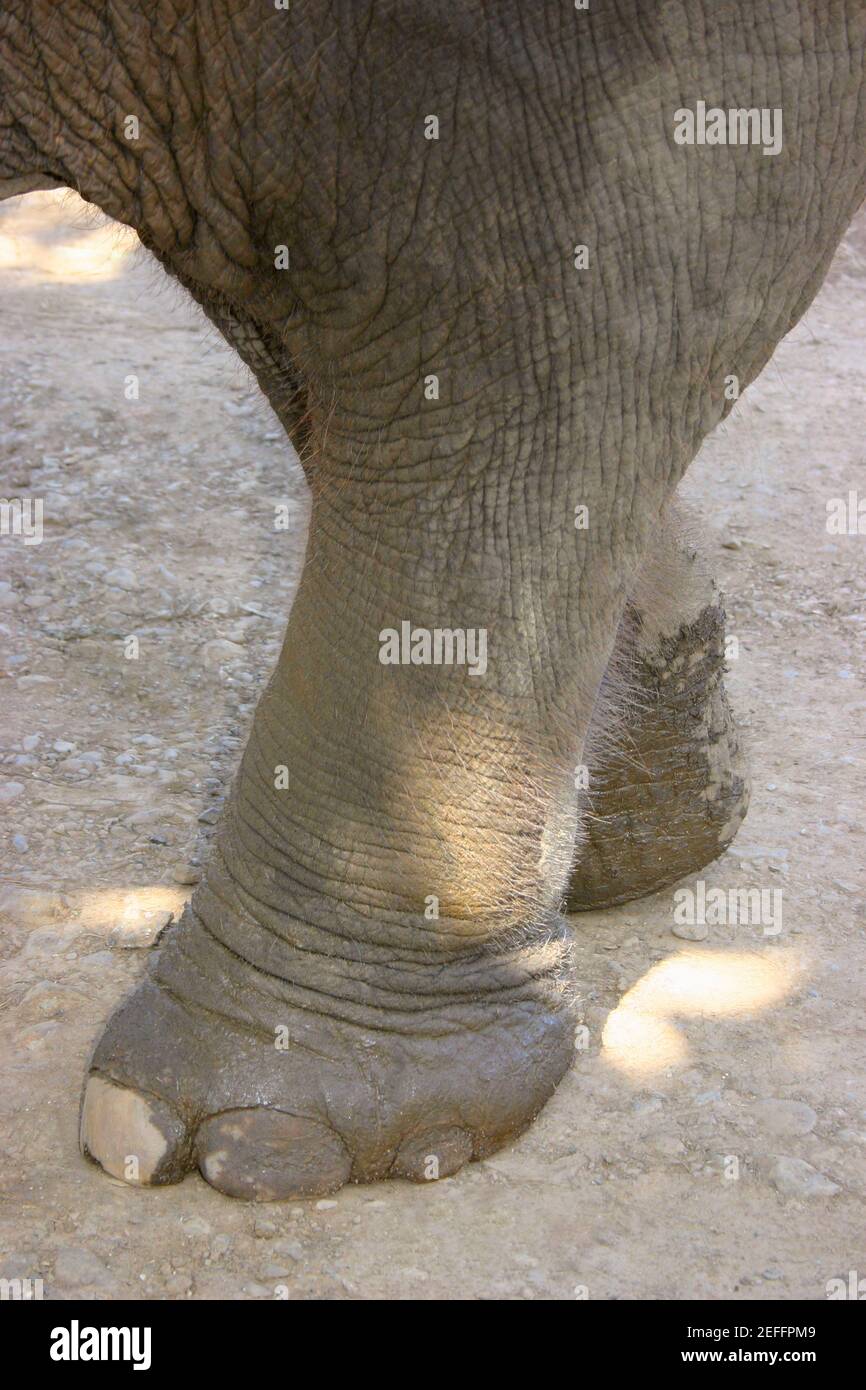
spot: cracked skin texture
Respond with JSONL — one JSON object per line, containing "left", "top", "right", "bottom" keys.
{"left": 1, "top": 1, "right": 865, "bottom": 1197}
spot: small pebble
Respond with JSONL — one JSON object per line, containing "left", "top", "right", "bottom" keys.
{"left": 695, "top": 1089, "right": 722, "bottom": 1106}
{"left": 671, "top": 921, "right": 708, "bottom": 942}
{"left": 172, "top": 864, "right": 202, "bottom": 886}
{"left": 751, "top": 1098, "right": 817, "bottom": 1138}
{"left": 103, "top": 566, "right": 137, "bottom": 590}
{"left": 272, "top": 1240, "right": 303, "bottom": 1261}
{"left": 769, "top": 1156, "right": 839, "bottom": 1198}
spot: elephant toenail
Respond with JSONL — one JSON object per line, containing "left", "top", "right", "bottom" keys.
{"left": 391, "top": 1125, "right": 474, "bottom": 1182}
{"left": 195, "top": 1107, "right": 351, "bottom": 1201}
{"left": 80, "top": 1075, "right": 190, "bottom": 1185}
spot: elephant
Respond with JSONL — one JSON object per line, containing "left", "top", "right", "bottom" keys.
{"left": 1, "top": 0, "right": 864, "bottom": 1201}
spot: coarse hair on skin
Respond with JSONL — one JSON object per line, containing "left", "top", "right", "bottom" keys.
{"left": 577, "top": 493, "right": 721, "bottom": 831}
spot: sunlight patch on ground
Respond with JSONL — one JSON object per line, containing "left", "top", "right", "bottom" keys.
{"left": 69, "top": 885, "right": 190, "bottom": 938}
{"left": 602, "top": 949, "right": 799, "bottom": 1078}
{"left": 0, "top": 189, "right": 138, "bottom": 282}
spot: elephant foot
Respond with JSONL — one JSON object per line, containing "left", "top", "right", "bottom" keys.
{"left": 80, "top": 905, "right": 575, "bottom": 1199}
{"left": 566, "top": 503, "right": 750, "bottom": 911}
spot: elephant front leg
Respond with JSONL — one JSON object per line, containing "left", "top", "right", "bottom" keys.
{"left": 80, "top": 492, "right": 604, "bottom": 1199}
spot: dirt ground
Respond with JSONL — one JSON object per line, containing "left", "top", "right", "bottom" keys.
{"left": 1, "top": 191, "right": 864, "bottom": 1302}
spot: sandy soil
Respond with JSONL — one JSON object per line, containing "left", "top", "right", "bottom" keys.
{"left": 0, "top": 191, "right": 864, "bottom": 1302}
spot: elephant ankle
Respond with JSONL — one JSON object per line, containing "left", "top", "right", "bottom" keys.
{"left": 164, "top": 867, "right": 576, "bottom": 1035}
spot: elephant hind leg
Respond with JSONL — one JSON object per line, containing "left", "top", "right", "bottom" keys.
{"left": 566, "top": 502, "right": 750, "bottom": 911}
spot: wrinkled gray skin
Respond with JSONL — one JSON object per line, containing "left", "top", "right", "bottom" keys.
{"left": 2, "top": 1, "right": 865, "bottom": 1199}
